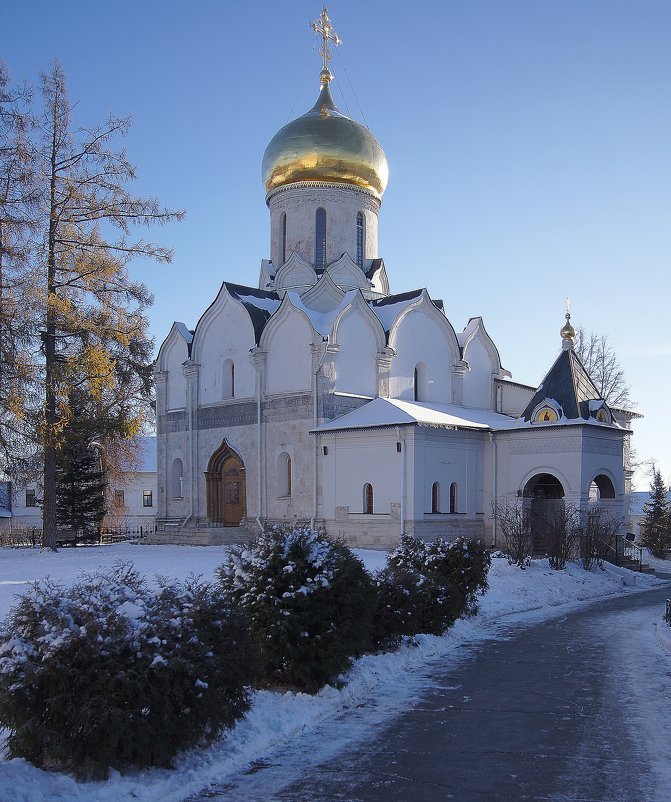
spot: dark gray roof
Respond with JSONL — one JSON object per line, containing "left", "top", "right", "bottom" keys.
{"left": 223, "top": 282, "right": 281, "bottom": 344}
{"left": 365, "top": 258, "right": 384, "bottom": 280}
{"left": 520, "top": 348, "right": 610, "bottom": 422}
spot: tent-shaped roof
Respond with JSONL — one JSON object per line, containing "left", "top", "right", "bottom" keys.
{"left": 520, "top": 348, "right": 611, "bottom": 422}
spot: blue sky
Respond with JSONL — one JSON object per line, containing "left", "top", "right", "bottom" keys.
{"left": 4, "top": 0, "right": 670, "bottom": 491}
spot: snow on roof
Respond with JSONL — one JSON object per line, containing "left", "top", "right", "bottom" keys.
{"left": 369, "top": 290, "right": 423, "bottom": 333}
{"left": 174, "top": 322, "right": 193, "bottom": 344}
{"left": 221, "top": 282, "right": 282, "bottom": 344}
{"left": 457, "top": 317, "right": 481, "bottom": 348}
{"left": 312, "top": 397, "right": 519, "bottom": 433}
{"left": 287, "top": 289, "right": 359, "bottom": 336}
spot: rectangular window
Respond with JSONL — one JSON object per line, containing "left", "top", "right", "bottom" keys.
{"left": 143, "top": 490, "right": 153, "bottom": 508}
{"left": 114, "top": 489, "right": 125, "bottom": 507}
{"left": 25, "top": 489, "right": 36, "bottom": 507}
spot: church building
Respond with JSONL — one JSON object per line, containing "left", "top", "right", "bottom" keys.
{"left": 153, "top": 10, "right": 632, "bottom": 549}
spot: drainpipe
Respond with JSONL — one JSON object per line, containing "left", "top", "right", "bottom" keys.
{"left": 397, "top": 426, "right": 407, "bottom": 537}
{"left": 489, "top": 432, "right": 497, "bottom": 547}
{"left": 250, "top": 348, "right": 266, "bottom": 533}
{"left": 311, "top": 339, "right": 329, "bottom": 529}
{"left": 256, "top": 375, "right": 263, "bottom": 533}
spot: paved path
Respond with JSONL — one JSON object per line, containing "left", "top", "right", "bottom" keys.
{"left": 190, "top": 586, "right": 671, "bottom": 802}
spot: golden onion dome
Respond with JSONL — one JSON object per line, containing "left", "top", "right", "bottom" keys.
{"left": 262, "top": 70, "right": 389, "bottom": 199}
{"left": 560, "top": 312, "right": 576, "bottom": 343}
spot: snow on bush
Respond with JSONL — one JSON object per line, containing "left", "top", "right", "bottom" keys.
{"left": 0, "top": 563, "right": 257, "bottom": 780}
{"left": 374, "top": 535, "right": 491, "bottom": 647}
{"left": 217, "top": 526, "right": 375, "bottom": 692}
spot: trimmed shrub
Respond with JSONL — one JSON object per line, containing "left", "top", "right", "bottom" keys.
{"left": 0, "top": 564, "right": 257, "bottom": 779}
{"left": 373, "top": 535, "right": 491, "bottom": 647}
{"left": 424, "top": 536, "right": 491, "bottom": 616}
{"left": 217, "top": 526, "right": 375, "bottom": 692}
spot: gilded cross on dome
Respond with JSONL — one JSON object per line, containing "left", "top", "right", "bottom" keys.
{"left": 310, "top": 7, "right": 341, "bottom": 76}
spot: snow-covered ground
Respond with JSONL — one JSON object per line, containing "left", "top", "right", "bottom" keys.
{"left": 0, "top": 543, "right": 668, "bottom": 802}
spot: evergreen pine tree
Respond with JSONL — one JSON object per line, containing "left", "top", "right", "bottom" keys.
{"left": 55, "top": 411, "right": 105, "bottom": 540}
{"left": 641, "top": 468, "right": 670, "bottom": 559}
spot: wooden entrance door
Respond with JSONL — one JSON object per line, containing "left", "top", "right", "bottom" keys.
{"left": 222, "top": 457, "right": 244, "bottom": 526}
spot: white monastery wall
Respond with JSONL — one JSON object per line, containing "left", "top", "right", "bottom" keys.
{"left": 410, "top": 428, "right": 487, "bottom": 541}
{"left": 577, "top": 430, "right": 625, "bottom": 499}
{"left": 494, "top": 428, "right": 583, "bottom": 503}
{"left": 162, "top": 430, "right": 189, "bottom": 520}
{"left": 262, "top": 414, "right": 313, "bottom": 522}
{"left": 319, "top": 429, "right": 401, "bottom": 517}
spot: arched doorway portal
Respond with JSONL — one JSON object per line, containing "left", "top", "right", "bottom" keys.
{"left": 522, "top": 473, "right": 565, "bottom": 556}
{"left": 205, "top": 441, "right": 246, "bottom": 526}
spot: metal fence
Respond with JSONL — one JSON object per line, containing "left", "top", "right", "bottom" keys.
{"left": 1, "top": 524, "right": 154, "bottom": 548}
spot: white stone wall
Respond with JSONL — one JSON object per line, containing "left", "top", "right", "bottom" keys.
{"left": 492, "top": 425, "right": 626, "bottom": 522}
{"left": 164, "top": 339, "right": 188, "bottom": 411}
{"left": 496, "top": 380, "right": 535, "bottom": 416}
{"left": 192, "top": 291, "right": 257, "bottom": 405}
{"left": 264, "top": 308, "right": 314, "bottom": 395}
{"left": 388, "top": 308, "right": 455, "bottom": 402}
{"left": 462, "top": 335, "right": 494, "bottom": 410}
{"left": 333, "top": 308, "right": 378, "bottom": 397}
{"left": 268, "top": 184, "right": 380, "bottom": 271}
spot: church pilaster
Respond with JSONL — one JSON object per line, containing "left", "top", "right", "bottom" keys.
{"left": 376, "top": 347, "right": 395, "bottom": 398}
{"left": 451, "top": 360, "right": 469, "bottom": 406}
{"left": 154, "top": 371, "right": 168, "bottom": 518}
{"left": 182, "top": 360, "right": 200, "bottom": 521}
{"left": 250, "top": 347, "right": 267, "bottom": 520}
{"left": 314, "top": 343, "right": 339, "bottom": 421}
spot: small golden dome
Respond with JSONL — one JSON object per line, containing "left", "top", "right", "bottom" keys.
{"left": 560, "top": 312, "right": 576, "bottom": 342}
{"left": 262, "top": 71, "right": 389, "bottom": 199}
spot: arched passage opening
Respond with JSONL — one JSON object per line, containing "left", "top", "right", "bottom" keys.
{"left": 522, "top": 473, "right": 566, "bottom": 556}
{"left": 205, "top": 440, "right": 246, "bottom": 526}
{"left": 590, "top": 474, "right": 616, "bottom": 501}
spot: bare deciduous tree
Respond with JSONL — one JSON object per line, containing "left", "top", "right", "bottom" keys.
{"left": 574, "top": 327, "right": 631, "bottom": 408}
{"left": 533, "top": 501, "right": 580, "bottom": 570}
{"left": 492, "top": 497, "right": 532, "bottom": 568}
{"left": 579, "top": 504, "right": 620, "bottom": 570}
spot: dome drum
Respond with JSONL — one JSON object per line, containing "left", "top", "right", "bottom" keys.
{"left": 268, "top": 183, "right": 379, "bottom": 272}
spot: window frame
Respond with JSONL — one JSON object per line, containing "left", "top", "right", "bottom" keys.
{"left": 449, "top": 482, "right": 457, "bottom": 514}
{"left": 315, "top": 207, "right": 327, "bottom": 270}
{"left": 363, "top": 482, "right": 374, "bottom": 514}
{"left": 356, "top": 211, "right": 364, "bottom": 268}
{"left": 431, "top": 481, "right": 440, "bottom": 513}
